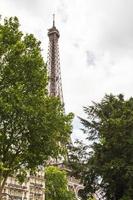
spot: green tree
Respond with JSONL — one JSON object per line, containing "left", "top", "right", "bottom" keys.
{"left": 45, "top": 166, "right": 76, "bottom": 200}
{"left": 68, "top": 94, "right": 133, "bottom": 199}
{"left": 77, "top": 94, "right": 133, "bottom": 200}
{"left": 0, "top": 17, "right": 73, "bottom": 197}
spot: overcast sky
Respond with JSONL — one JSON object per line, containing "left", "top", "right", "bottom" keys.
{"left": 1, "top": 0, "right": 133, "bottom": 141}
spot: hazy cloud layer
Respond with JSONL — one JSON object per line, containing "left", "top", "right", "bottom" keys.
{"left": 1, "top": 0, "right": 133, "bottom": 140}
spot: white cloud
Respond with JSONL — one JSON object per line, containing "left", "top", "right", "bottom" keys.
{"left": 1, "top": 0, "right": 133, "bottom": 140}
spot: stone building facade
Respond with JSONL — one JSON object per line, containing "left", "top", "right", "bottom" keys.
{"left": 3, "top": 170, "right": 45, "bottom": 200}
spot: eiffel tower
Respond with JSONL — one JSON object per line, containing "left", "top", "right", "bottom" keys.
{"left": 47, "top": 14, "right": 63, "bottom": 104}
{"left": 47, "top": 15, "right": 84, "bottom": 200}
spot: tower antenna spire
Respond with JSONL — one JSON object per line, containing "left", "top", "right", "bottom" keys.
{"left": 53, "top": 13, "right": 55, "bottom": 27}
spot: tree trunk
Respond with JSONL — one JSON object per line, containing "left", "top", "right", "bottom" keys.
{"left": 0, "top": 177, "right": 8, "bottom": 200}
{"left": 0, "top": 186, "right": 4, "bottom": 200}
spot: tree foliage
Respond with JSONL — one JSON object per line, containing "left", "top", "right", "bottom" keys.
{"left": 45, "top": 166, "right": 76, "bottom": 200}
{"left": 69, "top": 94, "right": 133, "bottom": 200}
{"left": 0, "top": 16, "right": 73, "bottom": 195}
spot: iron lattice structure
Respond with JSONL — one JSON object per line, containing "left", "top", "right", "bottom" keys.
{"left": 47, "top": 16, "right": 84, "bottom": 200}
{"left": 47, "top": 16, "right": 64, "bottom": 104}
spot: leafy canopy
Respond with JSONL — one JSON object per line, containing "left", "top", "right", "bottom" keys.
{"left": 0, "top": 16, "right": 73, "bottom": 192}
{"left": 69, "top": 94, "right": 133, "bottom": 200}
{"left": 45, "top": 166, "right": 76, "bottom": 200}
